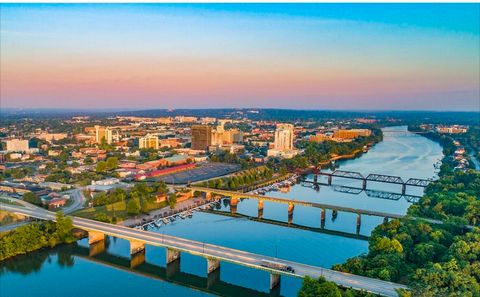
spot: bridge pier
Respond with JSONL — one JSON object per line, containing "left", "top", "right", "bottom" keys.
{"left": 332, "top": 209, "right": 338, "bottom": 220}
{"left": 230, "top": 197, "right": 238, "bottom": 214}
{"left": 383, "top": 217, "right": 389, "bottom": 224}
{"left": 166, "top": 248, "right": 180, "bottom": 264}
{"left": 258, "top": 200, "right": 264, "bottom": 219}
{"left": 401, "top": 184, "right": 406, "bottom": 195}
{"left": 130, "top": 240, "right": 146, "bottom": 255}
{"left": 130, "top": 249, "right": 145, "bottom": 268}
{"left": 166, "top": 258, "right": 181, "bottom": 278}
{"left": 270, "top": 273, "right": 281, "bottom": 290}
{"left": 89, "top": 239, "right": 105, "bottom": 257}
{"left": 321, "top": 208, "right": 326, "bottom": 228}
{"left": 207, "top": 257, "right": 220, "bottom": 274}
{"left": 356, "top": 214, "right": 362, "bottom": 234}
{"left": 313, "top": 174, "right": 318, "bottom": 183}
{"left": 207, "top": 265, "right": 221, "bottom": 289}
{"left": 362, "top": 179, "right": 367, "bottom": 190}
{"left": 88, "top": 230, "right": 105, "bottom": 245}
{"left": 88, "top": 231, "right": 106, "bottom": 257}
{"left": 288, "top": 203, "right": 294, "bottom": 224}
{"left": 327, "top": 175, "right": 332, "bottom": 185}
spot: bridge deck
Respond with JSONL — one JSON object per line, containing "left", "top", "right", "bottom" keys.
{"left": 190, "top": 186, "right": 404, "bottom": 218}
{"left": 2, "top": 203, "right": 407, "bottom": 297}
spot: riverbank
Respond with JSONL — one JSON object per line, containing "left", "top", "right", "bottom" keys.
{"left": 0, "top": 212, "right": 78, "bottom": 261}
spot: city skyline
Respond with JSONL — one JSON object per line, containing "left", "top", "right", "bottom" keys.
{"left": 1, "top": 3, "right": 479, "bottom": 111}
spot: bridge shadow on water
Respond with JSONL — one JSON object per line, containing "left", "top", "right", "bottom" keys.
{"left": 0, "top": 244, "right": 275, "bottom": 297}
{"left": 71, "top": 244, "right": 274, "bottom": 297}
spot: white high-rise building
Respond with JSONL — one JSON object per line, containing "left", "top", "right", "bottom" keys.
{"left": 95, "top": 125, "right": 113, "bottom": 144}
{"left": 273, "top": 124, "right": 294, "bottom": 150}
{"left": 268, "top": 123, "right": 298, "bottom": 159}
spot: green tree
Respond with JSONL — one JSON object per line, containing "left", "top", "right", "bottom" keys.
{"left": 106, "top": 156, "right": 119, "bottom": 171}
{"left": 126, "top": 199, "right": 140, "bottom": 215}
{"left": 23, "top": 192, "right": 42, "bottom": 206}
{"left": 96, "top": 161, "right": 107, "bottom": 173}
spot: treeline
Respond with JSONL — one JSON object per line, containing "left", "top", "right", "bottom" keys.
{"left": 329, "top": 172, "right": 480, "bottom": 295}
{"left": 0, "top": 212, "right": 75, "bottom": 261}
{"left": 198, "top": 166, "right": 274, "bottom": 191}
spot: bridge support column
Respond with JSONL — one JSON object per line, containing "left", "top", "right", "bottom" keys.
{"left": 332, "top": 209, "right": 338, "bottom": 220}
{"left": 207, "top": 257, "right": 220, "bottom": 274}
{"left": 383, "top": 217, "right": 389, "bottom": 224}
{"left": 270, "top": 273, "right": 281, "bottom": 290}
{"left": 88, "top": 231, "right": 105, "bottom": 245}
{"left": 130, "top": 249, "right": 145, "bottom": 268}
{"left": 258, "top": 200, "right": 264, "bottom": 219}
{"left": 88, "top": 231, "right": 106, "bottom": 257}
{"left": 207, "top": 266, "right": 221, "bottom": 289}
{"left": 230, "top": 197, "right": 238, "bottom": 214}
{"left": 166, "top": 258, "right": 181, "bottom": 278}
{"left": 130, "top": 240, "right": 145, "bottom": 255}
{"left": 313, "top": 174, "right": 318, "bottom": 184}
{"left": 401, "top": 184, "right": 406, "bottom": 195}
{"left": 321, "top": 208, "right": 326, "bottom": 229}
{"left": 327, "top": 175, "right": 332, "bottom": 185}
{"left": 89, "top": 240, "right": 105, "bottom": 257}
{"left": 356, "top": 214, "right": 362, "bottom": 234}
{"left": 166, "top": 248, "right": 180, "bottom": 264}
{"left": 288, "top": 203, "right": 294, "bottom": 224}
{"left": 362, "top": 179, "right": 367, "bottom": 190}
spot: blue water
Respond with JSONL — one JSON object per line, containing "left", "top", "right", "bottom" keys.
{"left": 0, "top": 126, "right": 443, "bottom": 297}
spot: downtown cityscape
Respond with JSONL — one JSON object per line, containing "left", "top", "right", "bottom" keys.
{"left": 0, "top": 3, "right": 479, "bottom": 297}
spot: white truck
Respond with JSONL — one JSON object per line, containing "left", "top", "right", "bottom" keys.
{"left": 260, "top": 259, "right": 295, "bottom": 273}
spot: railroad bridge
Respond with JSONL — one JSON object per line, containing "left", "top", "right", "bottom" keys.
{"left": 307, "top": 170, "right": 432, "bottom": 195}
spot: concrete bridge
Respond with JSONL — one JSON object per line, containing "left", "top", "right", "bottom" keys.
{"left": 307, "top": 170, "right": 432, "bottom": 195}
{"left": 189, "top": 186, "right": 404, "bottom": 231}
{"left": 2, "top": 203, "right": 408, "bottom": 297}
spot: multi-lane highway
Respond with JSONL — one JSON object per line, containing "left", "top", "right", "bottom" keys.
{"left": 1, "top": 202, "right": 408, "bottom": 297}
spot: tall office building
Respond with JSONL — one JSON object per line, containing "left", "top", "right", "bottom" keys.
{"left": 191, "top": 125, "right": 212, "bottom": 150}
{"left": 95, "top": 125, "right": 113, "bottom": 144}
{"left": 267, "top": 123, "right": 297, "bottom": 159}
{"left": 5, "top": 139, "right": 29, "bottom": 152}
{"left": 273, "top": 124, "right": 294, "bottom": 150}
{"left": 139, "top": 134, "right": 159, "bottom": 149}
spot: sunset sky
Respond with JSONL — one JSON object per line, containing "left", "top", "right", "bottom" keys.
{"left": 1, "top": 4, "right": 479, "bottom": 111}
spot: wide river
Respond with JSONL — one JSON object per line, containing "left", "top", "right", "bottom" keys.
{"left": 0, "top": 126, "right": 443, "bottom": 297}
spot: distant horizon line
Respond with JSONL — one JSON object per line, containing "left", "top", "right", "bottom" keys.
{"left": 1, "top": 107, "right": 479, "bottom": 113}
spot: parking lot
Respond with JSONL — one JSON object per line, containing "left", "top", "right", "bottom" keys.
{"left": 155, "top": 162, "right": 241, "bottom": 184}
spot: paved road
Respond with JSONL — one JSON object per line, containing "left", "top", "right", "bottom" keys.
{"left": 1, "top": 202, "right": 408, "bottom": 297}
{"left": 61, "top": 188, "right": 87, "bottom": 214}
{"left": 0, "top": 221, "right": 29, "bottom": 233}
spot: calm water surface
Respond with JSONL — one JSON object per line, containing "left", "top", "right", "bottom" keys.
{"left": 0, "top": 126, "right": 442, "bottom": 297}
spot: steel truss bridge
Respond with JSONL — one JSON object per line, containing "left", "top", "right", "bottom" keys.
{"left": 305, "top": 170, "right": 433, "bottom": 194}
